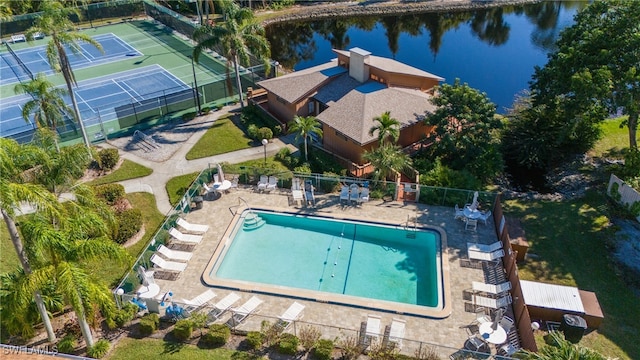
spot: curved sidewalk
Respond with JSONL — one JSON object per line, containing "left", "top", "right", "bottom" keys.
{"left": 111, "top": 108, "right": 297, "bottom": 214}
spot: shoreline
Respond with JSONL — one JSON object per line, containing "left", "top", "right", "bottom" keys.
{"left": 259, "top": 0, "right": 543, "bottom": 26}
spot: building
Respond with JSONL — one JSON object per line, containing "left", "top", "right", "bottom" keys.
{"left": 256, "top": 48, "right": 444, "bottom": 176}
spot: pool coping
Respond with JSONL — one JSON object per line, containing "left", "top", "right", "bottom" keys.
{"left": 202, "top": 206, "right": 452, "bottom": 319}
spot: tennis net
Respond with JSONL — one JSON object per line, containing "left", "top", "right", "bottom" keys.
{"left": 5, "top": 43, "right": 34, "bottom": 81}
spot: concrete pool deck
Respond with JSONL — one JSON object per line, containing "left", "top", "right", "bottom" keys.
{"left": 150, "top": 186, "right": 498, "bottom": 357}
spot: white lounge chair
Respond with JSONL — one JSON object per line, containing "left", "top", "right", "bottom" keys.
{"left": 467, "top": 242, "right": 503, "bottom": 253}
{"left": 11, "top": 34, "right": 26, "bottom": 43}
{"left": 266, "top": 176, "right": 278, "bottom": 192}
{"left": 176, "top": 217, "right": 209, "bottom": 234}
{"left": 478, "top": 210, "right": 492, "bottom": 225}
{"left": 472, "top": 294, "right": 512, "bottom": 309}
{"left": 357, "top": 188, "right": 370, "bottom": 204}
{"left": 276, "top": 301, "right": 305, "bottom": 330}
{"left": 169, "top": 227, "right": 203, "bottom": 244}
{"left": 229, "top": 296, "right": 263, "bottom": 326}
{"left": 472, "top": 281, "right": 511, "bottom": 295}
{"left": 468, "top": 248, "right": 505, "bottom": 261}
{"left": 291, "top": 178, "right": 304, "bottom": 203}
{"left": 150, "top": 254, "right": 187, "bottom": 272}
{"left": 182, "top": 289, "right": 216, "bottom": 311}
{"left": 257, "top": 175, "right": 268, "bottom": 191}
{"left": 207, "top": 292, "right": 241, "bottom": 323}
{"left": 304, "top": 180, "right": 315, "bottom": 206}
{"left": 339, "top": 185, "right": 349, "bottom": 204}
{"left": 349, "top": 184, "right": 360, "bottom": 204}
{"left": 157, "top": 245, "right": 193, "bottom": 262}
{"left": 365, "top": 314, "right": 381, "bottom": 339}
{"left": 202, "top": 182, "right": 216, "bottom": 196}
{"left": 388, "top": 318, "right": 406, "bottom": 349}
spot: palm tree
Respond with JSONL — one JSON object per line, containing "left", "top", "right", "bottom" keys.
{"left": 26, "top": 0, "right": 103, "bottom": 150}
{"left": 515, "top": 331, "right": 606, "bottom": 360}
{"left": 192, "top": 0, "right": 270, "bottom": 109}
{"left": 369, "top": 111, "right": 400, "bottom": 145}
{"left": 288, "top": 115, "right": 323, "bottom": 162}
{"left": 362, "top": 143, "right": 412, "bottom": 182}
{"left": 0, "top": 136, "right": 60, "bottom": 342}
{"left": 14, "top": 73, "right": 73, "bottom": 151}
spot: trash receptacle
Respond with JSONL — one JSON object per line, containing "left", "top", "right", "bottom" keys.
{"left": 560, "top": 314, "right": 587, "bottom": 343}
{"left": 193, "top": 196, "right": 204, "bottom": 210}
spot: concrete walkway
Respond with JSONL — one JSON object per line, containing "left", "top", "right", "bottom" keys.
{"left": 105, "top": 107, "right": 298, "bottom": 214}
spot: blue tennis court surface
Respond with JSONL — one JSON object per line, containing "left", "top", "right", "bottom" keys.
{"left": 1, "top": 65, "right": 191, "bottom": 138}
{"left": 0, "top": 33, "right": 140, "bottom": 86}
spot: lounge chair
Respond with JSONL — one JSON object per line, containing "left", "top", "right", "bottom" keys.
{"left": 304, "top": 180, "right": 315, "bottom": 206}
{"left": 228, "top": 296, "right": 263, "bottom": 327}
{"left": 150, "top": 254, "right": 187, "bottom": 272}
{"left": 257, "top": 175, "right": 268, "bottom": 191}
{"left": 454, "top": 204, "right": 465, "bottom": 220}
{"left": 467, "top": 242, "right": 502, "bottom": 253}
{"left": 157, "top": 245, "right": 193, "bottom": 262}
{"left": 478, "top": 210, "right": 492, "bottom": 225}
{"left": 276, "top": 301, "right": 305, "bottom": 330}
{"left": 177, "top": 217, "right": 209, "bottom": 234}
{"left": 472, "top": 281, "right": 511, "bottom": 295}
{"left": 388, "top": 318, "right": 406, "bottom": 349}
{"left": 207, "top": 292, "right": 241, "bottom": 323}
{"left": 474, "top": 309, "right": 491, "bottom": 325}
{"left": 472, "top": 293, "right": 512, "bottom": 309}
{"left": 465, "top": 218, "right": 478, "bottom": 231}
{"left": 339, "top": 185, "right": 349, "bottom": 204}
{"left": 365, "top": 314, "right": 381, "bottom": 339}
{"left": 468, "top": 248, "right": 505, "bottom": 261}
{"left": 266, "top": 176, "right": 278, "bottom": 192}
{"left": 182, "top": 289, "right": 216, "bottom": 311}
{"left": 357, "top": 188, "right": 370, "bottom": 204}
{"left": 291, "top": 178, "right": 304, "bottom": 203}
{"left": 169, "top": 227, "right": 203, "bottom": 244}
{"left": 349, "top": 184, "right": 360, "bottom": 204}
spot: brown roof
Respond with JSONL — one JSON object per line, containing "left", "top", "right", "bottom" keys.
{"left": 333, "top": 48, "right": 445, "bottom": 81}
{"left": 316, "top": 79, "right": 437, "bottom": 145}
{"left": 258, "top": 61, "right": 347, "bottom": 103}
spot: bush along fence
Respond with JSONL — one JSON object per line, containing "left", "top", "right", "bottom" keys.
{"left": 607, "top": 174, "right": 640, "bottom": 222}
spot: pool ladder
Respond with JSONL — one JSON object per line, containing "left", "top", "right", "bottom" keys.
{"left": 403, "top": 215, "right": 417, "bottom": 239}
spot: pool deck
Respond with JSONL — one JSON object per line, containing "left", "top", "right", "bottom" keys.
{"left": 151, "top": 186, "right": 498, "bottom": 356}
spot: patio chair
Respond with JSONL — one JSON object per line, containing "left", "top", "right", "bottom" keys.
{"left": 266, "top": 176, "right": 278, "bottom": 192}
{"left": 181, "top": 289, "right": 216, "bottom": 311}
{"left": 349, "top": 184, "right": 360, "bottom": 204}
{"left": 357, "top": 188, "right": 370, "bottom": 204}
{"left": 201, "top": 182, "right": 217, "bottom": 197}
{"left": 465, "top": 335, "right": 487, "bottom": 352}
{"left": 276, "top": 301, "right": 305, "bottom": 330}
{"left": 387, "top": 318, "right": 406, "bottom": 349}
{"left": 499, "top": 343, "right": 520, "bottom": 357}
{"left": 499, "top": 315, "right": 515, "bottom": 331}
{"left": 257, "top": 175, "right": 268, "bottom": 191}
{"left": 473, "top": 309, "right": 491, "bottom": 325}
{"left": 339, "top": 185, "right": 350, "bottom": 204}
{"left": 472, "top": 281, "right": 511, "bottom": 295}
{"left": 468, "top": 248, "right": 505, "bottom": 262}
{"left": 207, "top": 292, "right": 241, "bottom": 324}
{"left": 150, "top": 254, "right": 187, "bottom": 273}
{"left": 230, "top": 175, "right": 239, "bottom": 190}
{"left": 467, "top": 242, "right": 503, "bottom": 253}
{"left": 169, "top": 227, "right": 203, "bottom": 244}
{"left": 472, "top": 293, "right": 512, "bottom": 309}
{"left": 157, "top": 245, "right": 193, "bottom": 262}
{"left": 228, "top": 296, "right": 263, "bottom": 327}
{"left": 454, "top": 204, "right": 465, "bottom": 220}
{"left": 365, "top": 314, "right": 381, "bottom": 339}
{"left": 304, "top": 180, "right": 315, "bottom": 207}
{"left": 478, "top": 210, "right": 492, "bottom": 225}
{"left": 465, "top": 218, "right": 478, "bottom": 231}
{"left": 176, "top": 217, "right": 209, "bottom": 234}
{"left": 291, "top": 178, "right": 304, "bottom": 203}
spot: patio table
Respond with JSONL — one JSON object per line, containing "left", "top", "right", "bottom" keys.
{"left": 464, "top": 206, "right": 482, "bottom": 220}
{"left": 479, "top": 322, "right": 507, "bottom": 345}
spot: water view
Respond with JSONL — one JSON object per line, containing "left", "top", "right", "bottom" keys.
{"left": 266, "top": 2, "right": 586, "bottom": 113}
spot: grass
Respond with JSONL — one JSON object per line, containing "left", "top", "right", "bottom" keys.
{"left": 107, "top": 338, "right": 240, "bottom": 360}
{"left": 0, "top": 221, "right": 20, "bottom": 274}
{"left": 166, "top": 172, "right": 201, "bottom": 206}
{"left": 185, "top": 115, "right": 253, "bottom": 160}
{"left": 88, "top": 159, "right": 153, "bottom": 185}
{"left": 590, "top": 116, "right": 629, "bottom": 158}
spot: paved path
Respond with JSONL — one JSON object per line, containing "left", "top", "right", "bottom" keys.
{"left": 104, "top": 107, "right": 297, "bottom": 214}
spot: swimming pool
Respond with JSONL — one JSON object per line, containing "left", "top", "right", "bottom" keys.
{"left": 203, "top": 208, "right": 450, "bottom": 318}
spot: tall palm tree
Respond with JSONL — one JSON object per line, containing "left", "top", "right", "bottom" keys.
{"left": 288, "top": 115, "right": 323, "bottom": 162}
{"left": 14, "top": 73, "right": 72, "bottom": 151}
{"left": 26, "top": 0, "right": 103, "bottom": 150}
{"left": 362, "top": 143, "right": 412, "bottom": 182}
{"left": 369, "top": 111, "right": 400, "bottom": 145}
{"left": 0, "top": 136, "right": 60, "bottom": 342}
{"left": 192, "top": 0, "right": 270, "bottom": 109}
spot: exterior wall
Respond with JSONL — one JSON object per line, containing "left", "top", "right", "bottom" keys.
{"left": 322, "top": 125, "right": 372, "bottom": 165}
{"left": 375, "top": 70, "right": 440, "bottom": 92}
{"left": 398, "top": 123, "right": 434, "bottom": 147}
{"left": 266, "top": 93, "right": 297, "bottom": 122}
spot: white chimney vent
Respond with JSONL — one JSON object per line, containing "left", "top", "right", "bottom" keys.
{"left": 349, "top": 47, "right": 371, "bottom": 83}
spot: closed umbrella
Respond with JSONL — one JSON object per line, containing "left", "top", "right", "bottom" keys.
{"left": 492, "top": 307, "right": 505, "bottom": 331}
{"left": 470, "top": 191, "right": 479, "bottom": 210}
{"left": 217, "top": 163, "right": 225, "bottom": 182}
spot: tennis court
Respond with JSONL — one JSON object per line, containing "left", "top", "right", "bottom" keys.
{"left": 0, "top": 64, "right": 191, "bottom": 138}
{"left": 0, "top": 33, "right": 140, "bottom": 86}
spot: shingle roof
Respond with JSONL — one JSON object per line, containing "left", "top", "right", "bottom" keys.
{"left": 257, "top": 61, "right": 346, "bottom": 103}
{"left": 316, "top": 78, "right": 437, "bottom": 145}
{"left": 333, "top": 49, "right": 444, "bottom": 81}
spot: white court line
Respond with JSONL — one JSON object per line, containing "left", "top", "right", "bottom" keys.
{"left": 73, "top": 91, "right": 97, "bottom": 116}
{"left": 158, "top": 70, "right": 190, "bottom": 89}
{"left": 119, "top": 81, "right": 144, "bottom": 100}
{"left": 112, "top": 79, "right": 142, "bottom": 104}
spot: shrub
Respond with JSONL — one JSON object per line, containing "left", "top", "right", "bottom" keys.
{"left": 247, "top": 124, "right": 259, "bottom": 139}
{"left": 278, "top": 333, "right": 299, "bottom": 355}
{"left": 113, "top": 303, "right": 138, "bottom": 328}
{"left": 299, "top": 325, "right": 321, "bottom": 353}
{"left": 139, "top": 313, "right": 159, "bottom": 336}
{"left": 201, "top": 106, "right": 211, "bottom": 114}
{"left": 337, "top": 337, "right": 359, "bottom": 360}
{"left": 98, "top": 148, "right": 120, "bottom": 171}
{"left": 245, "top": 331, "right": 264, "bottom": 350}
{"left": 257, "top": 127, "right": 273, "bottom": 140}
{"left": 173, "top": 319, "right": 193, "bottom": 341}
{"left": 57, "top": 334, "right": 77, "bottom": 354}
{"left": 113, "top": 208, "right": 142, "bottom": 244}
{"left": 215, "top": 104, "right": 224, "bottom": 111}
{"left": 201, "top": 324, "right": 230, "bottom": 348}
{"left": 87, "top": 339, "right": 110, "bottom": 359}
{"left": 94, "top": 183, "right": 125, "bottom": 205}
{"left": 313, "top": 339, "right": 334, "bottom": 360}
{"left": 273, "top": 125, "right": 282, "bottom": 137}
{"left": 182, "top": 111, "right": 197, "bottom": 121}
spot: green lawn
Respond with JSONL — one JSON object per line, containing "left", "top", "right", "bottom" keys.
{"left": 107, "top": 338, "right": 241, "bottom": 360}
{"left": 185, "top": 116, "right": 253, "bottom": 160}
{"left": 590, "top": 116, "right": 629, "bottom": 158}
{"left": 88, "top": 159, "right": 153, "bottom": 185}
{"left": 166, "top": 172, "right": 201, "bottom": 206}
{"left": 0, "top": 221, "right": 20, "bottom": 274}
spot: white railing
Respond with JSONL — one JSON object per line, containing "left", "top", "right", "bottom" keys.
{"left": 607, "top": 174, "right": 640, "bottom": 222}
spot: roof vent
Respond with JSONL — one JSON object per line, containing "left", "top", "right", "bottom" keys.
{"left": 349, "top": 47, "right": 371, "bottom": 83}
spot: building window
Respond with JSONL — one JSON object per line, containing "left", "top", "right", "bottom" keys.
{"left": 308, "top": 101, "right": 315, "bottom": 114}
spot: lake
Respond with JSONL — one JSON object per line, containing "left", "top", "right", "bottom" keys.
{"left": 266, "top": 2, "right": 586, "bottom": 113}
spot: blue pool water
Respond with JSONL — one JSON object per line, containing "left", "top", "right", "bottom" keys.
{"left": 213, "top": 210, "right": 442, "bottom": 308}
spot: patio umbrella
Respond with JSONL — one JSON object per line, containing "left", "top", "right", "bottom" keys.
{"left": 217, "top": 163, "right": 225, "bottom": 182}
{"left": 492, "top": 307, "right": 505, "bottom": 331}
{"left": 471, "top": 191, "right": 479, "bottom": 210}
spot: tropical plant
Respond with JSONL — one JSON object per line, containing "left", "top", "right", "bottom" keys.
{"left": 515, "top": 331, "right": 606, "bottom": 359}
{"left": 13, "top": 73, "right": 72, "bottom": 151}
{"left": 192, "top": 0, "right": 270, "bottom": 109}
{"left": 369, "top": 111, "right": 400, "bottom": 145}
{"left": 363, "top": 143, "right": 412, "bottom": 182}
{"left": 0, "top": 136, "right": 59, "bottom": 341}
{"left": 26, "top": 0, "right": 104, "bottom": 150}
{"left": 288, "top": 115, "right": 323, "bottom": 162}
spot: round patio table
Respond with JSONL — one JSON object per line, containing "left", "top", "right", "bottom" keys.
{"left": 214, "top": 180, "right": 232, "bottom": 193}
{"left": 479, "top": 322, "right": 507, "bottom": 345}
{"left": 464, "top": 206, "right": 482, "bottom": 220}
